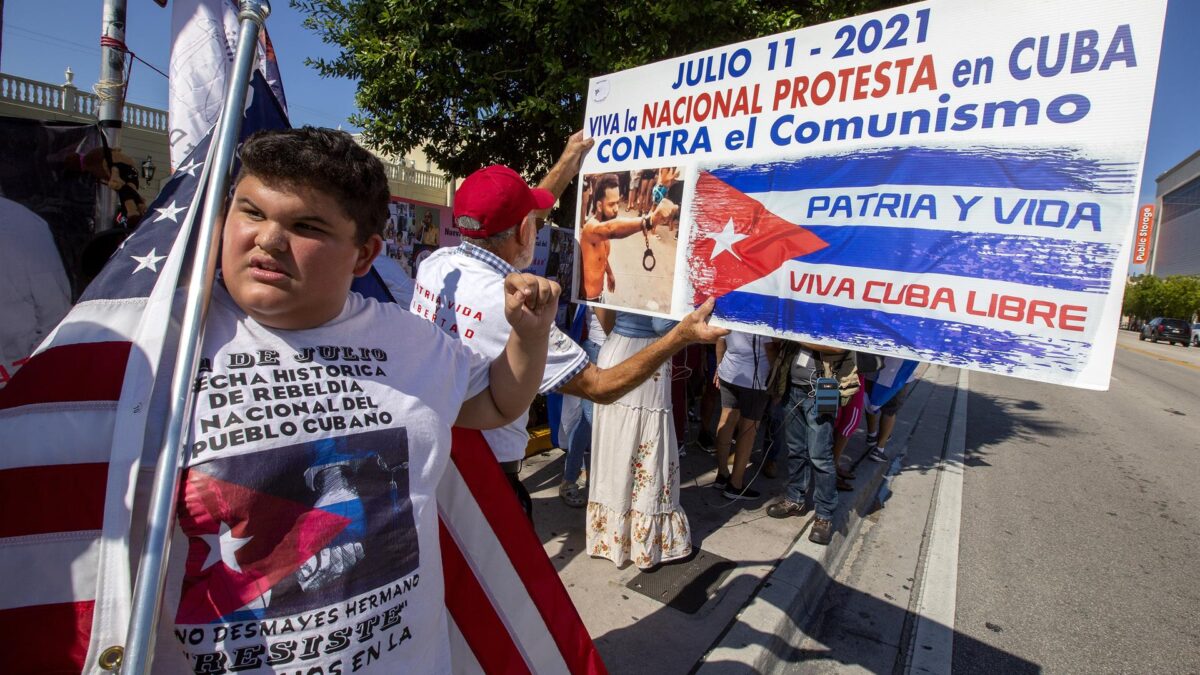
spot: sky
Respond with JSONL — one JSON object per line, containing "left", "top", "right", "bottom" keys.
{"left": 0, "top": 0, "right": 359, "bottom": 129}
{"left": 2, "top": 0, "right": 1198, "bottom": 272}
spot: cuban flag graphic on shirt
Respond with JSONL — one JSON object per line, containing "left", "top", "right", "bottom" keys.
{"left": 176, "top": 430, "right": 417, "bottom": 626}
{"left": 176, "top": 469, "right": 352, "bottom": 624}
{"left": 688, "top": 146, "right": 1139, "bottom": 388}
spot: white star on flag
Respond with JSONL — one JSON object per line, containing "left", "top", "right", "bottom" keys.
{"left": 175, "top": 158, "right": 202, "bottom": 177}
{"left": 153, "top": 200, "right": 187, "bottom": 223}
{"left": 130, "top": 248, "right": 166, "bottom": 274}
{"left": 707, "top": 218, "right": 748, "bottom": 262}
{"left": 200, "top": 521, "right": 253, "bottom": 573}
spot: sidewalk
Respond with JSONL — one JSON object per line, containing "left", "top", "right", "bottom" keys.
{"left": 519, "top": 363, "right": 960, "bottom": 673}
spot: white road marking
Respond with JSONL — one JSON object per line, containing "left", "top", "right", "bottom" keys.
{"left": 906, "top": 368, "right": 968, "bottom": 675}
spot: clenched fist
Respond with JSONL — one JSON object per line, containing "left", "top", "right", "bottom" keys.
{"left": 504, "top": 272, "right": 560, "bottom": 340}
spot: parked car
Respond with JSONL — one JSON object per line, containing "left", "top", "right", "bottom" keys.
{"left": 1139, "top": 317, "right": 1192, "bottom": 346}
{"left": 1193, "top": 323, "right": 1200, "bottom": 347}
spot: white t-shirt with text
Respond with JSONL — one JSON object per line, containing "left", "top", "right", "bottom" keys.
{"left": 155, "top": 283, "right": 490, "bottom": 674}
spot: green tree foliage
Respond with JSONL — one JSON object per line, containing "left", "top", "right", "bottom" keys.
{"left": 1123, "top": 274, "right": 1200, "bottom": 322}
{"left": 294, "top": 0, "right": 908, "bottom": 189}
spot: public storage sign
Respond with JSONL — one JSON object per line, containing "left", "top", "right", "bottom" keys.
{"left": 1132, "top": 204, "right": 1155, "bottom": 265}
{"left": 574, "top": 0, "right": 1167, "bottom": 390}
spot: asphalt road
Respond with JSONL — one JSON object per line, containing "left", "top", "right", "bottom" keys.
{"left": 953, "top": 330, "right": 1200, "bottom": 673}
{"left": 791, "top": 330, "right": 1200, "bottom": 673}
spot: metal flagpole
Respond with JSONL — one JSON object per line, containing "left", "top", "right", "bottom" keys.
{"left": 117, "top": 2, "right": 271, "bottom": 672}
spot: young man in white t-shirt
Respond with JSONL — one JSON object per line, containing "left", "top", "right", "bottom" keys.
{"left": 156, "top": 127, "right": 559, "bottom": 673}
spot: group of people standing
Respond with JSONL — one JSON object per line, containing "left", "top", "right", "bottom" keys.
{"left": 409, "top": 130, "right": 917, "bottom": 567}
{"left": 559, "top": 318, "right": 915, "bottom": 564}
{"left": 5, "top": 122, "right": 915, "bottom": 671}
{"left": 411, "top": 133, "right": 727, "bottom": 573}
{"left": 409, "top": 133, "right": 920, "bottom": 570}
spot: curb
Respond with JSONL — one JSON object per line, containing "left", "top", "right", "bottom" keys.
{"left": 694, "top": 366, "right": 943, "bottom": 673}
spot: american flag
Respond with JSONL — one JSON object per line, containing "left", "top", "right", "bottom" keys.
{"left": 0, "top": 72, "right": 602, "bottom": 673}
{"left": 168, "top": 0, "right": 289, "bottom": 167}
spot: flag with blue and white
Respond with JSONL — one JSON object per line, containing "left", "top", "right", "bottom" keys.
{"left": 0, "top": 72, "right": 288, "bottom": 672}
{"left": 686, "top": 144, "right": 1139, "bottom": 390}
{"left": 864, "top": 356, "right": 920, "bottom": 413}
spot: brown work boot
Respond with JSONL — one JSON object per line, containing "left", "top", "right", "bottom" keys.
{"left": 809, "top": 517, "right": 834, "bottom": 545}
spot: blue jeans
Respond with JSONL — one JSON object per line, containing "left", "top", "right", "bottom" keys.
{"left": 564, "top": 339, "right": 601, "bottom": 483}
{"left": 783, "top": 385, "right": 837, "bottom": 519}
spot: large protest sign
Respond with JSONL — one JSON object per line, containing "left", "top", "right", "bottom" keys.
{"left": 575, "top": 0, "right": 1167, "bottom": 390}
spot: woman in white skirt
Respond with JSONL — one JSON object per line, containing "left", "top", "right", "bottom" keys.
{"left": 586, "top": 311, "right": 692, "bottom": 569}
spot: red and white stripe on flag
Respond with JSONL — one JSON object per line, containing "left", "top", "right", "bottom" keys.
{"left": 440, "top": 428, "right": 607, "bottom": 675}
{"left": 0, "top": 308, "right": 140, "bottom": 672}
{"left": 0, "top": 318, "right": 609, "bottom": 674}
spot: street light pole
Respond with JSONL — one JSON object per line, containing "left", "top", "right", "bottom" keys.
{"left": 96, "top": 0, "right": 128, "bottom": 232}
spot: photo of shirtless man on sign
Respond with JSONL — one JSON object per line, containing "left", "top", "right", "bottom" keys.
{"left": 577, "top": 167, "right": 682, "bottom": 313}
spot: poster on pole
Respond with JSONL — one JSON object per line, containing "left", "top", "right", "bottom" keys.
{"left": 574, "top": 0, "right": 1167, "bottom": 390}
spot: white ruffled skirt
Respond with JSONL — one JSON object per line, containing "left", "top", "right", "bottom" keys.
{"left": 586, "top": 332, "right": 692, "bottom": 569}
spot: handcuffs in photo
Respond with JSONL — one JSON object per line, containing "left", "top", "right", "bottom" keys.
{"left": 640, "top": 214, "right": 656, "bottom": 271}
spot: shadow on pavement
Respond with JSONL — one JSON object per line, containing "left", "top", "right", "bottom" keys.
{"left": 695, "top": 551, "right": 1041, "bottom": 674}
{"left": 521, "top": 376, "right": 1048, "bottom": 673}
{"left": 963, "top": 389, "right": 1068, "bottom": 469}
{"left": 526, "top": 438, "right": 792, "bottom": 571}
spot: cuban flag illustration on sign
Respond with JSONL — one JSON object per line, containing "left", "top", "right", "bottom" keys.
{"left": 687, "top": 146, "right": 1137, "bottom": 388}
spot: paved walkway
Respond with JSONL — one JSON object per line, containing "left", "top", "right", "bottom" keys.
{"left": 519, "top": 363, "right": 956, "bottom": 673}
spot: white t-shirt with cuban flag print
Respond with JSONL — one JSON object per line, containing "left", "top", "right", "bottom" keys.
{"left": 154, "top": 282, "right": 490, "bottom": 674}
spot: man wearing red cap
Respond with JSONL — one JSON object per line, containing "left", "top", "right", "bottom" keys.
{"left": 412, "top": 132, "right": 726, "bottom": 516}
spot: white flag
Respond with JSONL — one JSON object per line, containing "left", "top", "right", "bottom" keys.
{"left": 168, "top": 0, "right": 287, "bottom": 167}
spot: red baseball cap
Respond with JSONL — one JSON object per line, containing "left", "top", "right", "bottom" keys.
{"left": 453, "top": 165, "right": 556, "bottom": 237}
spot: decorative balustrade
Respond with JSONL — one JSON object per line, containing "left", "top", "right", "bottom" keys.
{"left": 0, "top": 72, "right": 167, "bottom": 132}
{"left": 383, "top": 161, "right": 449, "bottom": 190}
{"left": 72, "top": 93, "right": 98, "bottom": 117}
{"left": 1, "top": 75, "right": 64, "bottom": 109}
{"left": 121, "top": 102, "right": 167, "bottom": 131}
